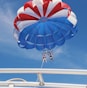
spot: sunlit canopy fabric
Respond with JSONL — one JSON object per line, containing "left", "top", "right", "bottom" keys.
{"left": 14, "top": 0, "right": 77, "bottom": 51}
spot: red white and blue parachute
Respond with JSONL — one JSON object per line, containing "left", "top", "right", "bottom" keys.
{"left": 14, "top": 0, "right": 77, "bottom": 51}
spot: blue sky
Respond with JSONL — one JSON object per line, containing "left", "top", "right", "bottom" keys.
{"left": 0, "top": 0, "right": 87, "bottom": 87}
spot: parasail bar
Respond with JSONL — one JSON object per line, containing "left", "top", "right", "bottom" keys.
{"left": 0, "top": 68, "right": 87, "bottom": 75}
{"left": 0, "top": 81, "right": 87, "bottom": 88}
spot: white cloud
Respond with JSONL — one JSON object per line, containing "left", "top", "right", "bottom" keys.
{"left": 0, "top": 3, "right": 15, "bottom": 43}
{"left": 0, "top": 7, "right": 14, "bottom": 28}
{"left": 54, "top": 47, "right": 63, "bottom": 56}
{"left": 53, "top": 45, "right": 84, "bottom": 69}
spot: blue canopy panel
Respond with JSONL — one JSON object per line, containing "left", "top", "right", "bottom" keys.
{"left": 18, "top": 17, "right": 77, "bottom": 51}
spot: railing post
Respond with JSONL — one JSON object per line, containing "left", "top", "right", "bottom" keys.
{"left": 9, "top": 84, "right": 14, "bottom": 88}
{"left": 38, "top": 73, "right": 44, "bottom": 86}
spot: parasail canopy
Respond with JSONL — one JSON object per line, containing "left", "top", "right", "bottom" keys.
{"left": 14, "top": 0, "right": 77, "bottom": 51}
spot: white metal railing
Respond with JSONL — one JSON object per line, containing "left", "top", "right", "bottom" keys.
{"left": 0, "top": 68, "right": 87, "bottom": 88}
{"left": 0, "top": 81, "right": 87, "bottom": 88}
{"left": 0, "top": 68, "right": 87, "bottom": 75}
